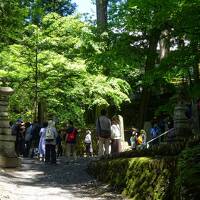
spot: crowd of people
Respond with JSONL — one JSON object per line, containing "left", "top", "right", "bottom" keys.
{"left": 9, "top": 108, "right": 178, "bottom": 163}
{"left": 129, "top": 114, "right": 175, "bottom": 150}
{"left": 9, "top": 109, "right": 124, "bottom": 162}
{"left": 129, "top": 128, "right": 147, "bottom": 150}
{"left": 7, "top": 95, "right": 200, "bottom": 164}
{"left": 10, "top": 119, "right": 81, "bottom": 164}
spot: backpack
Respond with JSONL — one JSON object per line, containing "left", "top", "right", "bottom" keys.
{"left": 25, "top": 126, "right": 32, "bottom": 141}
{"left": 45, "top": 127, "right": 54, "bottom": 141}
{"left": 137, "top": 135, "right": 143, "bottom": 145}
{"left": 98, "top": 117, "right": 111, "bottom": 138}
{"left": 150, "top": 127, "right": 159, "bottom": 138}
{"left": 66, "top": 128, "right": 76, "bottom": 143}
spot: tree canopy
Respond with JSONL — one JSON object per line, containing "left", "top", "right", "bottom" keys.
{"left": 0, "top": 0, "right": 199, "bottom": 127}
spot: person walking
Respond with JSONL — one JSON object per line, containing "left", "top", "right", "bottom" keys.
{"left": 84, "top": 130, "right": 93, "bottom": 157}
{"left": 24, "top": 122, "right": 33, "bottom": 157}
{"left": 96, "top": 109, "right": 111, "bottom": 157}
{"left": 38, "top": 122, "right": 47, "bottom": 161}
{"left": 65, "top": 121, "right": 78, "bottom": 161}
{"left": 150, "top": 121, "right": 160, "bottom": 145}
{"left": 56, "top": 131, "right": 63, "bottom": 158}
{"left": 110, "top": 115, "right": 121, "bottom": 154}
{"left": 45, "top": 120, "right": 58, "bottom": 164}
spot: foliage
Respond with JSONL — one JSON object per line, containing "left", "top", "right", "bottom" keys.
{"left": 0, "top": 13, "right": 131, "bottom": 125}
{"left": 0, "top": 0, "right": 199, "bottom": 128}
{"left": 175, "top": 144, "right": 200, "bottom": 200}
{"left": 24, "top": 0, "right": 77, "bottom": 24}
{"left": 0, "top": 0, "right": 26, "bottom": 47}
{"left": 91, "top": 0, "right": 200, "bottom": 120}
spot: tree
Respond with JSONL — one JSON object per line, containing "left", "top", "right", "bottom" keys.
{"left": 0, "top": 13, "right": 130, "bottom": 125}
{"left": 96, "top": 0, "right": 108, "bottom": 32}
{"left": 89, "top": 0, "right": 200, "bottom": 128}
{"left": 41, "top": 0, "right": 77, "bottom": 16}
{"left": 24, "top": 0, "right": 77, "bottom": 25}
{"left": 0, "top": 0, "right": 25, "bottom": 47}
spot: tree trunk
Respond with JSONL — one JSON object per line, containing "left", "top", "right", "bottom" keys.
{"left": 33, "top": 45, "right": 38, "bottom": 122}
{"left": 38, "top": 100, "right": 47, "bottom": 125}
{"left": 96, "top": 0, "right": 108, "bottom": 32}
{"left": 159, "top": 29, "right": 170, "bottom": 60}
{"left": 191, "top": 41, "right": 200, "bottom": 86}
{"left": 137, "top": 29, "right": 161, "bottom": 129}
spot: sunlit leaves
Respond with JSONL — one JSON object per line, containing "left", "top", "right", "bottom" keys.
{"left": 1, "top": 13, "right": 131, "bottom": 124}
{"left": 0, "top": 0, "right": 26, "bottom": 45}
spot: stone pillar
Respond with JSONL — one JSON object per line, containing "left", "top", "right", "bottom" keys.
{"left": 118, "top": 115, "right": 130, "bottom": 151}
{"left": 0, "top": 87, "right": 21, "bottom": 167}
{"left": 144, "top": 121, "right": 152, "bottom": 141}
{"left": 174, "top": 102, "right": 192, "bottom": 142}
{"left": 118, "top": 115, "right": 124, "bottom": 141}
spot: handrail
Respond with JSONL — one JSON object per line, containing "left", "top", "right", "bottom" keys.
{"left": 146, "top": 128, "right": 175, "bottom": 148}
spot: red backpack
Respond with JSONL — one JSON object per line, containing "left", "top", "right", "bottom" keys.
{"left": 66, "top": 128, "right": 76, "bottom": 142}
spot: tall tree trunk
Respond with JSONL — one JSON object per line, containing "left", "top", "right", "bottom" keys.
{"left": 191, "top": 41, "right": 200, "bottom": 86}
{"left": 33, "top": 45, "right": 38, "bottom": 122}
{"left": 96, "top": 0, "right": 108, "bottom": 33}
{"left": 38, "top": 100, "right": 47, "bottom": 125}
{"left": 159, "top": 29, "right": 170, "bottom": 60}
{"left": 137, "top": 29, "right": 161, "bottom": 129}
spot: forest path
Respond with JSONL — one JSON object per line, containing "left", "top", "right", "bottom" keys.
{"left": 0, "top": 157, "right": 127, "bottom": 200}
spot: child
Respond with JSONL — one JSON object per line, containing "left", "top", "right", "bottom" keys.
{"left": 84, "top": 130, "right": 93, "bottom": 157}
{"left": 130, "top": 128, "right": 137, "bottom": 150}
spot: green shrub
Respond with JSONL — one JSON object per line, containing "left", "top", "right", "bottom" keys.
{"left": 175, "top": 145, "right": 200, "bottom": 200}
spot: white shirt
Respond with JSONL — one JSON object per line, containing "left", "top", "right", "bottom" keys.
{"left": 84, "top": 133, "right": 92, "bottom": 143}
{"left": 111, "top": 124, "right": 121, "bottom": 139}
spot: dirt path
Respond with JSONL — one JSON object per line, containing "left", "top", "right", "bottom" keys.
{"left": 0, "top": 157, "right": 127, "bottom": 200}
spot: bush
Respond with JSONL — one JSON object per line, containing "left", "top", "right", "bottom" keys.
{"left": 175, "top": 144, "right": 200, "bottom": 200}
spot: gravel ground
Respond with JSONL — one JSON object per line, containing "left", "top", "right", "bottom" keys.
{"left": 0, "top": 157, "right": 127, "bottom": 200}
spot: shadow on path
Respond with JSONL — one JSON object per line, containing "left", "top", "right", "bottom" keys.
{"left": 0, "top": 157, "right": 127, "bottom": 200}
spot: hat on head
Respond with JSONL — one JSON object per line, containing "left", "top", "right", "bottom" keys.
{"left": 86, "top": 130, "right": 91, "bottom": 134}
{"left": 140, "top": 129, "right": 146, "bottom": 134}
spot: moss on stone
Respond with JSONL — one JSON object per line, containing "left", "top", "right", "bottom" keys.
{"left": 88, "top": 156, "right": 176, "bottom": 199}
{"left": 88, "top": 137, "right": 200, "bottom": 199}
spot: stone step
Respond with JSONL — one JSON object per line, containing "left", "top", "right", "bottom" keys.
{"left": 0, "top": 127, "right": 11, "bottom": 135}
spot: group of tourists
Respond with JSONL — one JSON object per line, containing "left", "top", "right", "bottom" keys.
{"left": 129, "top": 114, "right": 175, "bottom": 149}
{"left": 11, "top": 109, "right": 165, "bottom": 163}
{"left": 10, "top": 119, "right": 80, "bottom": 164}
{"left": 10, "top": 119, "right": 41, "bottom": 158}
{"left": 8, "top": 96, "right": 200, "bottom": 165}
{"left": 130, "top": 128, "right": 147, "bottom": 150}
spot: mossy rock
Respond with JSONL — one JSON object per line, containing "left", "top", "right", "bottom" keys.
{"left": 88, "top": 156, "right": 176, "bottom": 199}
{"left": 88, "top": 137, "right": 200, "bottom": 199}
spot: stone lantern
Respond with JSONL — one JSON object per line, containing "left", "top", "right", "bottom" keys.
{"left": 174, "top": 101, "right": 192, "bottom": 142}
{"left": 0, "top": 87, "right": 21, "bottom": 167}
